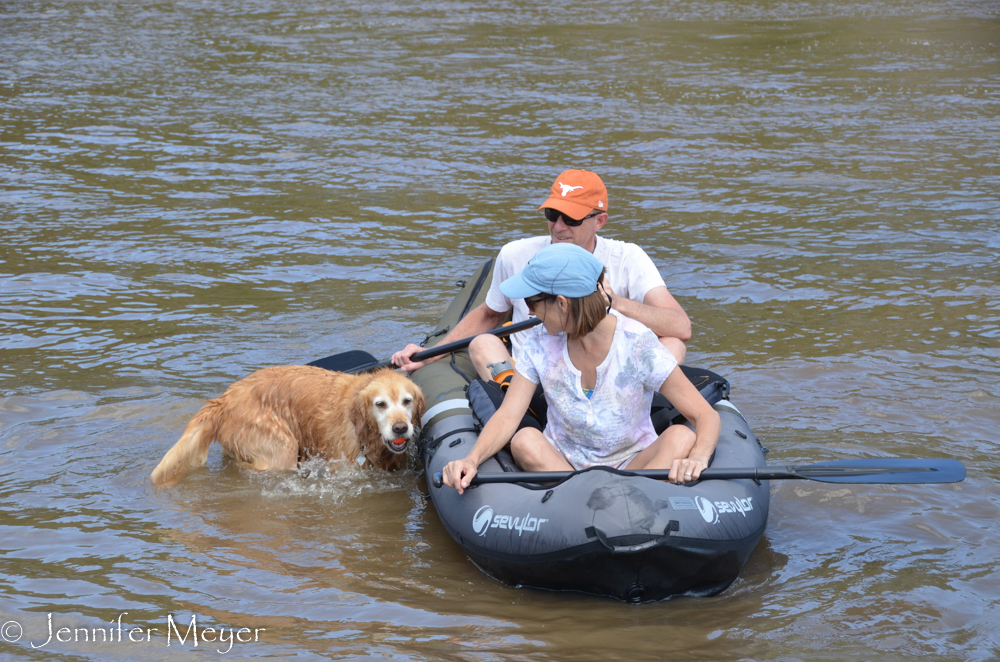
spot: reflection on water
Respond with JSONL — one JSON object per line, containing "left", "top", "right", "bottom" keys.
{"left": 1, "top": 0, "right": 999, "bottom": 659}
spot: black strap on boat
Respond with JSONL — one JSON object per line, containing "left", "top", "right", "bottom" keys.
{"left": 420, "top": 326, "right": 449, "bottom": 348}
{"left": 444, "top": 259, "right": 495, "bottom": 388}
{"left": 416, "top": 259, "right": 495, "bottom": 380}
{"left": 585, "top": 521, "right": 680, "bottom": 555}
{"left": 423, "top": 427, "right": 480, "bottom": 455}
{"left": 458, "top": 258, "right": 494, "bottom": 321}
{"left": 449, "top": 352, "right": 472, "bottom": 385}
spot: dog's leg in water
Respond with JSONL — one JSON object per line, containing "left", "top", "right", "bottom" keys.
{"left": 224, "top": 412, "right": 301, "bottom": 473}
{"left": 150, "top": 410, "right": 217, "bottom": 486}
{"left": 240, "top": 431, "right": 299, "bottom": 472}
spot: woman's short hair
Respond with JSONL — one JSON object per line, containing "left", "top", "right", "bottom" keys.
{"left": 565, "top": 267, "right": 607, "bottom": 339}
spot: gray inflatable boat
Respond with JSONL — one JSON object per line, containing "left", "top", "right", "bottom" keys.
{"left": 411, "top": 260, "right": 769, "bottom": 602}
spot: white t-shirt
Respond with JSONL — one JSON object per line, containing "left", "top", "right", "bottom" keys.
{"left": 515, "top": 311, "right": 678, "bottom": 470}
{"left": 483, "top": 235, "right": 667, "bottom": 357}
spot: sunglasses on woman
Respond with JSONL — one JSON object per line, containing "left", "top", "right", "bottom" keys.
{"left": 524, "top": 293, "right": 554, "bottom": 310}
{"left": 543, "top": 208, "right": 603, "bottom": 227}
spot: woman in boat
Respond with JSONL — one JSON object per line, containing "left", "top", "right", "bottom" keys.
{"left": 441, "top": 243, "right": 720, "bottom": 495}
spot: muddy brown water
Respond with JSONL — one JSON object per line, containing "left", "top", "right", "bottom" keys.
{"left": 1, "top": 0, "right": 998, "bottom": 660}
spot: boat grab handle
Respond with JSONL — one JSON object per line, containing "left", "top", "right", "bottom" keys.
{"left": 586, "top": 521, "right": 679, "bottom": 555}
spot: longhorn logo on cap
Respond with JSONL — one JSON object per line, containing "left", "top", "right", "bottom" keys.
{"left": 557, "top": 182, "right": 583, "bottom": 196}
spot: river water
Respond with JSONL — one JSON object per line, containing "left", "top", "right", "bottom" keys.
{"left": 1, "top": 0, "right": 998, "bottom": 659}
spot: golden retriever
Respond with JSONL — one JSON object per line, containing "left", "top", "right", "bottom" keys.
{"left": 150, "top": 366, "right": 425, "bottom": 486}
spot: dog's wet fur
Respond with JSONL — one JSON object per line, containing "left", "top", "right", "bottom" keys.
{"left": 151, "top": 366, "right": 425, "bottom": 486}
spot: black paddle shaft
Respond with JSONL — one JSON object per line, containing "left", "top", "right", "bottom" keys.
{"left": 431, "top": 458, "right": 966, "bottom": 488}
{"left": 308, "top": 317, "right": 542, "bottom": 374}
{"left": 407, "top": 317, "right": 542, "bottom": 365}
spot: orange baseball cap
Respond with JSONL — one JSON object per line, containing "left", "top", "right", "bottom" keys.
{"left": 537, "top": 169, "right": 609, "bottom": 220}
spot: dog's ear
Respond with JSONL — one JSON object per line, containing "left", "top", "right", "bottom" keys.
{"left": 350, "top": 384, "right": 372, "bottom": 439}
{"left": 412, "top": 386, "right": 426, "bottom": 431}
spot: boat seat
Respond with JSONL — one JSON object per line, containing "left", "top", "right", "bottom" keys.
{"left": 467, "top": 379, "right": 546, "bottom": 432}
{"left": 494, "top": 447, "right": 520, "bottom": 473}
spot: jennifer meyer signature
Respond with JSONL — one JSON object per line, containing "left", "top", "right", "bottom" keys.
{"left": 2, "top": 613, "right": 265, "bottom": 654}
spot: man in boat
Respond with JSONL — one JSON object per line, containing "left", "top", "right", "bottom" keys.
{"left": 391, "top": 169, "right": 691, "bottom": 386}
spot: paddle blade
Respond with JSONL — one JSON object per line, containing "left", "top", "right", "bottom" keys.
{"left": 307, "top": 350, "right": 379, "bottom": 373}
{"left": 792, "top": 458, "right": 966, "bottom": 484}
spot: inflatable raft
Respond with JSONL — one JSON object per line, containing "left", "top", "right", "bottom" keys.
{"left": 410, "top": 260, "right": 769, "bottom": 602}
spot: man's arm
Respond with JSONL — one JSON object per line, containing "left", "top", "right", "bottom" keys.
{"left": 603, "top": 284, "right": 691, "bottom": 341}
{"left": 391, "top": 302, "right": 508, "bottom": 372}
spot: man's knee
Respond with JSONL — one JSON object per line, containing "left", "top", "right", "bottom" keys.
{"left": 660, "top": 337, "right": 686, "bottom": 364}
{"left": 469, "top": 334, "right": 507, "bottom": 361}
{"left": 469, "top": 334, "right": 513, "bottom": 380}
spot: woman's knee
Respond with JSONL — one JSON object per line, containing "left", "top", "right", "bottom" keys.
{"left": 510, "top": 428, "right": 537, "bottom": 455}
{"left": 510, "top": 428, "right": 548, "bottom": 466}
{"left": 666, "top": 424, "right": 696, "bottom": 453}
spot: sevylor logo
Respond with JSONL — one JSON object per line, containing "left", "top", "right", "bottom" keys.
{"left": 472, "top": 505, "right": 548, "bottom": 537}
{"left": 472, "top": 506, "right": 494, "bottom": 535}
{"left": 696, "top": 496, "right": 754, "bottom": 524}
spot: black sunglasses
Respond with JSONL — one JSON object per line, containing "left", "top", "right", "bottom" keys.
{"left": 543, "top": 208, "right": 603, "bottom": 227}
{"left": 525, "top": 293, "right": 554, "bottom": 310}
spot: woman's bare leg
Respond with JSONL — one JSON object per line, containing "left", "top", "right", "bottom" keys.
{"left": 624, "top": 425, "right": 697, "bottom": 471}
{"left": 510, "top": 427, "right": 573, "bottom": 472}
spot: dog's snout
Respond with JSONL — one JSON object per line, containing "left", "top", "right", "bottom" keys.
{"left": 391, "top": 422, "right": 409, "bottom": 436}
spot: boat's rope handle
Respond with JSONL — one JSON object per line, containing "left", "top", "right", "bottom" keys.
{"left": 585, "top": 522, "right": 680, "bottom": 555}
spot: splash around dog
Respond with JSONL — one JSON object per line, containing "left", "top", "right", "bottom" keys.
{"left": 20, "top": 612, "right": 265, "bottom": 654}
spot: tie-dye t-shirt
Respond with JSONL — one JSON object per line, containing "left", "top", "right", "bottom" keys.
{"left": 515, "top": 310, "right": 677, "bottom": 470}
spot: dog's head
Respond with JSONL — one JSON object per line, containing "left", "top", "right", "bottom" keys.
{"left": 351, "top": 369, "right": 426, "bottom": 457}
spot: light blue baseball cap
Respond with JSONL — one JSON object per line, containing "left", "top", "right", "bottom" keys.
{"left": 500, "top": 243, "right": 604, "bottom": 299}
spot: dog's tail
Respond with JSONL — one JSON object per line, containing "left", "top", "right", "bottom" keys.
{"left": 150, "top": 402, "right": 220, "bottom": 487}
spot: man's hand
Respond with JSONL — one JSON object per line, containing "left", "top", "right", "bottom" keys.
{"left": 390, "top": 343, "right": 440, "bottom": 372}
{"left": 391, "top": 303, "right": 507, "bottom": 372}
{"left": 600, "top": 274, "right": 618, "bottom": 309}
